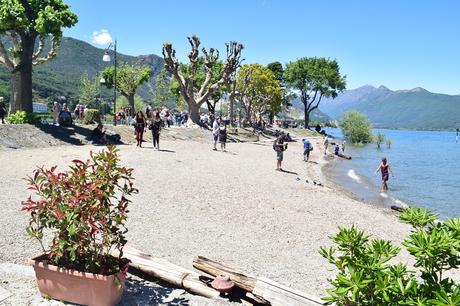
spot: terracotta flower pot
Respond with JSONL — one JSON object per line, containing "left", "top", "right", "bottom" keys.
{"left": 28, "top": 255, "right": 127, "bottom": 306}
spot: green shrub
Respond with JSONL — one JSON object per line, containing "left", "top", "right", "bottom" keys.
{"left": 83, "top": 108, "right": 101, "bottom": 124}
{"left": 376, "top": 131, "right": 385, "bottom": 149}
{"left": 6, "top": 111, "right": 40, "bottom": 124}
{"left": 339, "top": 111, "right": 373, "bottom": 144}
{"left": 320, "top": 207, "right": 460, "bottom": 305}
{"left": 386, "top": 137, "right": 392, "bottom": 149}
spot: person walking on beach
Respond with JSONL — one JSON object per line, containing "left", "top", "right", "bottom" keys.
{"left": 0, "top": 97, "right": 7, "bottom": 124}
{"left": 219, "top": 122, "right": 227, "bottom": 152}
{"left": 274, "top": 132, "right": 288, "bottom": 171}
{"left": 212, "top": 117, "right": 220, "bottom": 151}
{"left": 375, "top": 157, "right": 393, "bottom": 192}
{"left": 150, "top": 111, "right": 162, "bottom": 150}
{"left": 134, "top": 111, "right": 146, "bottom": 147}
{"left": 323, "top": 135, "right": 329, "bottom": 155}
{"left": 52, "top": 101, "right": 60, "bottom": 125}
{"left": 302, "top": 138, "right": 313, "bottom": 161}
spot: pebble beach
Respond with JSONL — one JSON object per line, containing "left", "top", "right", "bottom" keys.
{"left": 0, "top": 130, "right": 415, "bottom": 304}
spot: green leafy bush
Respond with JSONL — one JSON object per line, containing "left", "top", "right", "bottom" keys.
{"left": 386, "top": 137, "right": 392, "bottom": 149}
{"left": 83, "top": 108, "right": 101, "bottom": 124}
{"left": 320, "top": 207, "right": 460, "bottom": 305}
{"left": 339, "top": 111, "right": 373, "bottom": 144}
{"left": 21, "top": 147, "right": 138, "bottom": 274}
{"left": 6, "top": 111, "right": 40, "bottom": 124}
{"left": 376, "top": 131, "right": 385, "bottom": 149}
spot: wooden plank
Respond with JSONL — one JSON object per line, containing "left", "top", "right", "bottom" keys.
{"left": 193, "top": 256, "right": 258, "bottom": 292}
{"left": 193, "top": 256, "right": 325, "bottom": 305}
{"left": 114, "top": 247, "right": 223, "bottom": 300}
{"left": 253, "top": 277, "right": 325, "bottom": 306}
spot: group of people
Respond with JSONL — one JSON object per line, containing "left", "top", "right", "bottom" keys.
{"left": 52, "top": 102, "right": 73, "bottom": 126}
{"left": 130, "top": 110, "right": 163, "bottom": 149}
{"left": 211, "top": 117, "right": 228, "bottom": 151}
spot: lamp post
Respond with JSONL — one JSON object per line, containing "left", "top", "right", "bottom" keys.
{"left": 101, "top": 40, "right": 117, "bottom": 125}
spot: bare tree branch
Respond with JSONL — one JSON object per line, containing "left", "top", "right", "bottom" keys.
{"left": 32, "top": 35, "right": 46, "bottom": 60}
{"left": 33, "top": 36, "right": 60, "bottom": 66}
{"left": 308, "top": 93, "right": 323, "bottom": 113}
{"left": 307, "top": 90, "right": 318, "bottom": 110}
{"left": 0, "top": 40, "right": 15, "bottom": 70}
{"left": 162, "top": 42, "right": 189, "bottom": 102}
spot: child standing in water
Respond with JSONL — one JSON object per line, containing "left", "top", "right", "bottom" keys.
{"left": 375, "top": 157, "right": 393, "bottom": 191}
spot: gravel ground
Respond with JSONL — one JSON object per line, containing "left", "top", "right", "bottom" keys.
{"left": 0, "top": 134, "right": 417, "bottom": 304}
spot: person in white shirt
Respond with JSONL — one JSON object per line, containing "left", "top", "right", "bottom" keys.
{"left": 212, "top": 117, "right": 220, "bottom": 151}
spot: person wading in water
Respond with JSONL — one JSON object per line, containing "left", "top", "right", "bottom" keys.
{"left": 375, "top": 157, "right": 394, "bottom": 192}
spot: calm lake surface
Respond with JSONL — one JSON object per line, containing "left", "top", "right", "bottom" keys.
{"left": 324, "top": 128, "right": 460, "bottom": 218}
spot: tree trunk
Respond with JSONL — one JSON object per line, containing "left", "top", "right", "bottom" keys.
{"left": 304, "top": 103, "right": 309, "bottom": 129}
{"left": 229, "top": 93, "right": 235, "bottom": 121}
{"left": 188, "top": 102, "right": 200, "bottom": 124}
{"left": 128, "top": 94, "right": 135, "bottom": 115}
{"left": 10, "top": 36, "right": 34, "bottom": 114}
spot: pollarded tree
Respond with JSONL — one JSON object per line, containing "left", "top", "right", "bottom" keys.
{"left": 101, "top": 64, "right": 152, "bottom": 115}
{"left": 284, "top": 57, "right": 346, "bottom": 128}
{"left": 170, "top": 58, "right": 226, "bottom": 114}
{"left": 236, "top": 64, "right": 283, "bottom": 124}
{"left": 0, "top": 0, "right": 78, "bottom": 113}
{"left": 162, "top": 35, "right": 243, "bottom": 124}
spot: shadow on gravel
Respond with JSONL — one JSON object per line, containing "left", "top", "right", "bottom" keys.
{"left": 121, "top": 278, "right": 189, "bottom": 305}
{"left": 34, "top": 123, "right": 123, "bottom": 146}
{"left": 121, "top": 268, "right": 189, "bottom": 305}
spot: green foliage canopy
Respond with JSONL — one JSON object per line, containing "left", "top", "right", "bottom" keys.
{"left": 284, "top": 57, "right": 346, "bottom": 128}
{"left": 236, "top": 64, "right": 284, "bottom": 119}
{"left": 101, "top": 64, "right": 152, "bottom": 99}
{"left": 340, "top": 111, "right": 373, "bottom": 144}
{"left": 78, "top": 73, "right": 100, "bottom": 104}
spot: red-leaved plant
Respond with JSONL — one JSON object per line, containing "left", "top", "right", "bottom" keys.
{"left": 22, "top": 146, "right": 138, "bottom": 275}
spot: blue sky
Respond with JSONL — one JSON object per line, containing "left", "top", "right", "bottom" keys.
{"left": 64, "top": 0, "right": 460, "bottom": 94}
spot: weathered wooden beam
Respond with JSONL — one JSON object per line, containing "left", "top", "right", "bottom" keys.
{"left": 193, "top": 256, "right": 325, "bottom": 305}
{"left": 114, "top": 246, "right": 224, "bottom": 300}
{"left": 193, "top": 256, "right": 257, "bottom": 292}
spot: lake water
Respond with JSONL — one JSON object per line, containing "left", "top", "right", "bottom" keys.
{"left": 323, "top": 128, "right": 460, "bottom": 219}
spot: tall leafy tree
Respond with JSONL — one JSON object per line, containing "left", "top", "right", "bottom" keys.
{"left": 162, "top": 35, "right": 243, "bottom": 124}
{"left": 101, "top": 64, "right": 152, "bottom": 115}
{"left": 78, "top": 73, "right": 100, "bottom": 104}
{"left": 267, "top": 61, "right": 284, "bottom": 86}
{"left": 284, "top": 57, "right": 346, "bottom": 128}
{"left": 236, "top": 64, "right": 283, "bottom": 123}
{"left": 0, "top": 0, "right": 78, "bottom": 113}
{"left": 150, "top": 67, "right": 175, "bottom": 108}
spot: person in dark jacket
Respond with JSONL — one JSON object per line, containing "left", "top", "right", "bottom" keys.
{"left": 150, "top": 111, "right": 162, "bottom": 150}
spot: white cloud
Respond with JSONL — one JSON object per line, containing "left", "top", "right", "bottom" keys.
{"left": 92, "top": 29, "right": 113, "bottom": 45}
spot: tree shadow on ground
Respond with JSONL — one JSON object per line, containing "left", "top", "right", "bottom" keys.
{"left": 34, "top": 123, "right": 124, "bottom": 146}
{"left": 120, "top": 277, "right": 189, "bottom": 306}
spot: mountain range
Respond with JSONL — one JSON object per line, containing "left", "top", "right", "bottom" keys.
{"left": 318, "top": 85, "right": 460, "bottom": 130}
{"left": 0, "top": 37, "right": 164, "bottom": 102}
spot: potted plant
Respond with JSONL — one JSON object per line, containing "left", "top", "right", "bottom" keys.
{"left": 21, "top": 146, "right": 138, "bottom": 306}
